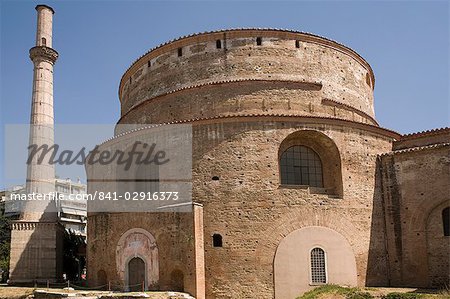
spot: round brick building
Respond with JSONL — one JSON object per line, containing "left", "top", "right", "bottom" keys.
{"left": 86, "top": 29, "right": 404, "bottom": 298}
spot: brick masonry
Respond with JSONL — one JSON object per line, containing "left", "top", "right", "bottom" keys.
{"left": 86, "top": 29, "right": 449, "bottom": 298}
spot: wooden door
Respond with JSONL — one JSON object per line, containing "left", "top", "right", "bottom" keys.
{"left": 128, "top": 257, "right": 145, "bottom": 291}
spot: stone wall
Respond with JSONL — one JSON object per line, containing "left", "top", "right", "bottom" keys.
{"left": 380, "top": 131, "right": 450, "bottom": 287}
{"left": 191, "top": 120, "right": 393, "bottom": 298}
{"left": 118, "top": 29, "right": 375, "bottom": 126}
{"left": 87, "top": 212, "right": 197, "bottom": 294}
{"left": 9, "top": 222, "right": 63, "bottom": 283}
{"left": 88, "top": 118, "right": 396, "bottom": 298}
{"left": 87, "top": 29, "right": 450, "bottom": 298}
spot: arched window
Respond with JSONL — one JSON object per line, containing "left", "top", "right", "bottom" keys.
{"left": 310, "top": 247, "right": 326, "bottom": 284}
{"left": 366, "top": 73, "right": 371, "bottom": 87}
{"left": 212, "top": 234, "right": 223, "bottom": 247}
{"left": 443, "top": 207, "right": 449, "bottom": 236}
{"left": 280, "top": 145, "right": 323, "bottom": 187}
{"left": 41, "top": 37, "right": 46, "bottom": 46}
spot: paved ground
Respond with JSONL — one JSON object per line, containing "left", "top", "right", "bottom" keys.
{"left": 0, "top": 286, "right": 195, "bottom": 299}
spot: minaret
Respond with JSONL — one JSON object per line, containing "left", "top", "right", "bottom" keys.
{"left": 8, "top": 4, "right": 63, "bottom": 284}
{"left": 24, "top": 4, "right": 58, "bottom": 220}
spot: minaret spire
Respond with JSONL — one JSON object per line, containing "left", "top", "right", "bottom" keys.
{"left": 24, "top": 5, "right": 59, "bottom": 220}
{"left": 8, "top": 4, "right": 63, "bottom": 284}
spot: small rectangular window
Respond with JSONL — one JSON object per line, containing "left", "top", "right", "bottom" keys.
{"left": 147, "top": 61, "right": 151, "bottom": 68}
{"left": 443, "top": 207, "right": 450, "bottom": 236}
{"left": 213, "top": 234, "right": 223, "bottom": 247}
{"left": 178, "top": 47, "right": 183, "bottom": 57}
{"left": 295, "top": 40, "right": 300, "bottom": 48}
{"left": 216, "top": 39, "right": 222, "bottom": 49}
{"left": 256, "top": 37, "right": 262, "bottom": 46}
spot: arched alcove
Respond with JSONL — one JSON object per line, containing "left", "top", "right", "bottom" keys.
{"left": 274, "top": 226, "right": 357, "bottom": 298}
{"left": 97, "top": 269, "right": 107, "bottom": 289}
{"left": 116, "top": 228, "right": 159, "bottom": 290}
{"left": 426, "top": 202, "right": 450, "bottom": 287}
{"left": 278, "top": 130, "right": 343, "bottom": 197}
{"left": 170, "top": 269, "right": 184, "bottom": 292}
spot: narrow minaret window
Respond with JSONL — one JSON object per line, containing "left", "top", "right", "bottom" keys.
{"left": 41, "top": 37, "right": 46, "bottom": 46}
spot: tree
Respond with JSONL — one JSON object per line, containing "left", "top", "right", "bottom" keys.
{"left": 0, "top": 205, "right": 11, "bottom": 282}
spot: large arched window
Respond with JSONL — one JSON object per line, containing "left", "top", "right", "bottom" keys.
{"left": 443, "top": 207, "right": 449, "bottom": 236}
{"left": 280, "top": 145, "right": 323, "bottom": 187}
{"left": 310, "top": 247, "right": 327, "bottom": 284}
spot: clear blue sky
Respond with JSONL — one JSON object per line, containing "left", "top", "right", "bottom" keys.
{"left": 0, "top": 0, "right": 449, "bottom": 188}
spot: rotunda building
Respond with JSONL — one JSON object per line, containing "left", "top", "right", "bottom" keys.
{"left": 86, "top": 29, "right": 401, "bottom": 298}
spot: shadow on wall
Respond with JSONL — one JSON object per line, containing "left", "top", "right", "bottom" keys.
{"left": 366, "top": 157, "right": 390, "bottom": 286}
{"left": 8, "top": 203, "right": 64, "bottom": 286}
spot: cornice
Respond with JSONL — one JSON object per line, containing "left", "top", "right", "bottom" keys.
{"left": 380, "top": 142, "right": 450, "bottom": 157}
{"left": 400, "top": 127, "right": 450, "bottom": 140}
{"left": 321, "top": 98, "right": 378, "bottom": 126}
{"left": 119, "top": 78, "right": 323, "bottom": 121}
{"left": 96, "top": 114, "right": 400, "bottom": 149}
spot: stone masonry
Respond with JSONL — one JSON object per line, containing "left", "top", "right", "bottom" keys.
{"left": 86, "top": 29, "right": 450, "bottom": 298}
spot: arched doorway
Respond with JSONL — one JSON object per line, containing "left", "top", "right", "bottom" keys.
{"left": 128, "top": 257, "right": 146, "bottom": 291}
{"left": 116, "top": 228, "right": 159, "bottom": 290}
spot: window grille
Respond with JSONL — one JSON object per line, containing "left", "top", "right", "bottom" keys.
{"left": 310, "top": 247, "right": 326, "bottom": 284}
{"left": 280, "top": 145, "right": 323, "bottom": 187}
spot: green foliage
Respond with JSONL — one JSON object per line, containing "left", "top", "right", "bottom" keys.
{"left": 346, "top": 289, "right": 374, "bottom": 299}
{"left": 297, "top": 285, "right": 374, "bottom": 299}
{"left": 0, "top": 210, "right": 11, "bottom": 282}
{"left": 382, "top": 293, "right": 424, "bottom": 299}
